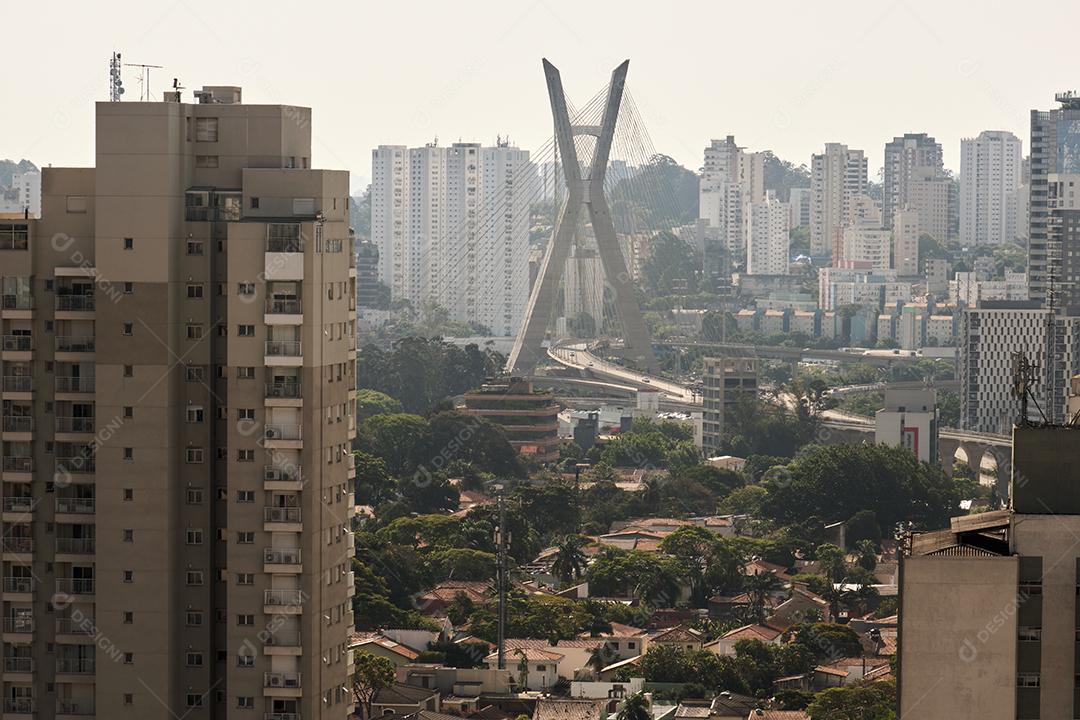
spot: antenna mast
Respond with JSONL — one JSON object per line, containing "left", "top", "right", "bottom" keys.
{"left": 108, "top": 52, "right": 125, "bottom": 102}
{"left": 124, "top": 62, "right": 164, "bottom": 101}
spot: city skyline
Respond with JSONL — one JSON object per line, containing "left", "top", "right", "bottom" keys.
{"left": 7, "top": 1, "right": 1080, "bottom": 190}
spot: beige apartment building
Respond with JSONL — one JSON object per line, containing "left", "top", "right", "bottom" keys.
{"left": 0, "top": 86, "right": 357, "bottom": 719}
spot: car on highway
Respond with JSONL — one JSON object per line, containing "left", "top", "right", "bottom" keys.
{"left": 641, "top": 377, "right": 650, "bottom": 383}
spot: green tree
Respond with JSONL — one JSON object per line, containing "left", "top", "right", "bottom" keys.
{"left": 356, "top": 413, "right": 429, "bottom": 477}
{"left": 355, "top": 389, "right": 403, "bottom": 421}
{"left": 792, "top": 623, "right": 864, "bottom": 662}
{"left": 617, "top": 692, "right": 652, "bottom": 720}
{"left": 354, "top": 451, "right": 395, "bottom": 506}
{"left": 551, "top": 535, "right": 589, "bottom": 584}
{"left": 351, "top": 651, "right": 396, "bottom": 718}
{"left": 806, "top": 681, "right": 896, "bottom": 720}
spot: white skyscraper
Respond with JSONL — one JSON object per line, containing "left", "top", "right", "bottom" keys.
{"left": 810, "top": 143, "right": 868, "bottom": 260}
{"left": 747, "top": 191, "right": 789, "bottom": 275}
{"left": 371, "top": 142, "right": 531, "bottom": 336}
{"left": 699, "top": 136, "right": 765, "bottom": 266}
{"left": 960, "top": 130, "right": 1024, "bottom": 246}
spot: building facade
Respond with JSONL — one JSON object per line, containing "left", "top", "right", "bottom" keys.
{"left": 874, "top": 388, "right": 937, "bottom": 463}
{"left": 746, "top": 192, "right": 789, "bottom": 275}
{"left": 960, "top": 130, "right": 1025, "bottom": 247}
{"left": 883, "top": 133, "right": 942, "bottom": 230}
{"left": 0, "top": 87, "right": 356, "bottom": 720}
{"left": 701, "top": 356, "right": 758, "bottom": 453}
{"left": 699, "top": 136, "right": 765, "bottom": 266}
{"left": 810, "top": 143, "right": 867, "bottom": 260}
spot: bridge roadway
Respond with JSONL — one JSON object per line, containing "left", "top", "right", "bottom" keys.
{"left": 658, "top": 340, "right": 952, "bottom": 367}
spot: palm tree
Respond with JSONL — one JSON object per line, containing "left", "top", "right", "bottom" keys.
{"left": 551, "top": 535, "right": 588, "bottom": 585}
{"left": 617, "top": 692, "right": 652, "bottom": 720}
{"left": 855, "top": 539, "right": 878, "bottom": 571}
{"left": 745, "top": 571, "right": 783, "bottom": 621}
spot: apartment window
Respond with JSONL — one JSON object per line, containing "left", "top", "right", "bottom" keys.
{"left": 195, "top": 117, "right": 219, "bottom": 142}
{"left": 237, "top": 449, "right": 254, "bottom": 463}
{"left": 186, "top": 488, "right": 203, "bottom": 504}
{"left": 237, "top": 490, "right": 254, "bottom": 503}
{"left": 238, "top": 282, "right": 255, "bottom": 296}
{"left": 123, "top": 447, "right": 133, "bottom": 461}
{"left": 237, "top": 697, "right": 254, "bottom": 709}
{"left": 237, "top": 614, "right": 254, "bottom": 626}
{"left": 123, "top": 282, "right": 134, "bottom": 294}
{"left": 250, "top": 196, "right": 260, "bottom": 209}
{"left": 238, "top": 324, "right": 255, "bottom": 337}
{"left": 195, "top": 155, "right": 219, "bottom": 169}
{"left": 237, "top": 532, "right": 254, "bottom": 544}
{"left": 237, "top": 655, "right": 254, "bottom": 668}
{"left": 123, "top": 694, "right": 133, "bottom": 706}
{"left": 123, "top": 365, "right": 134, "bottom": 377}
{"left": 186, "top": 448, "right": 205, "bottom": 464}
{"left": 186, "top": 695, "right": 203, "bottom": 709}
{"left": 187, "top": 324, "right": 203, "bottom": 340}
{"left": 123, "top": 529, "right": 133, "bottom": 542}
{"left": 186, "top": 652, "right": 204, "bottom": 667}
{"left": 186, "top": 407, "right": 204, "bottom": 423}
{"left": 237, "top": 367, "right": 255, "bottom": 380}
{"left": 186, "top": 366, "right": 204, "bottom": 382}
{"left": 123, "top": 488, "right": 134, "bottom": 501}
{"left": 186, "top": 529, "right": 203, "bottom": 545}
{"left": 120, "top": 611, "right": 133, "bottom": 624}
{"left": 122, "top": 570, "right": 134, "bottom": 583}
{"left": 123, "top": 652, "right": 134, "bottom": 665}
{"left": 236, "top": 573, "right": 254, "bottom": 585}
{"left": 187, "top": 570, "right": 204, "bottom": 586}
{"left": 123, "top": 406, "right": 133, "bottom": 419}
{"left": 1019, "top": 627, "right": 1042, "bottom": 642}
{"left": 238, "top": 408, "right": 255, "bottom": 421}
{"left": 216, "top": 447, "right": 228, "bottom": 460}
{"left": 186, "top": 611, "right": 203, "bottom": 627}
{"left": 1018, "top": 673, "right": 1040, "bottom": 688}
{"left": 186, "top": 284, "right": 204, "bottom": 299}
{"left": 187, "top": 240, "right": 204, "bottom": 255}
{"left": 123, "top": 237, "right": 133, "bottom": 250}
{"left": 122, "top": 322, "right": 133, "bottom": 336}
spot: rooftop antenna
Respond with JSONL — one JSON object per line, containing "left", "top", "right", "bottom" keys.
{"left": 124, "top": 61, "right": 164, "bottom": 101}
{"left": 1012, "top": 351, "right": 1045, "bottom": 426}
{"left": 170, "top": 77, "right": 185, "bottom": 103}
{"left": 108, "top": 52, "right": 125, "bottom": 102}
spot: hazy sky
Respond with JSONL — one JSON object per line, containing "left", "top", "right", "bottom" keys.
{"left": 6, "top": 1, "right": 1080, "bottom": 192}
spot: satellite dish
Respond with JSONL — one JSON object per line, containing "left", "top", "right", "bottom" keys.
{"left": 118, "top": 87, "right": 125, "bottom": 95}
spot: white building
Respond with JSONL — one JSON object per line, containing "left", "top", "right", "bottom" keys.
{"left": 953, "top": 270, "right": 1028, "bottom": 306}
{"left": 370, "top": 141, "right": 531, "bottom": 336}
{"left": 747, "top": 191, "right": 789, "bottom": 275}
{"left": 883, "top": 133, "right": 943, "bottom": 230}
{"left": 958, "top": 302, "right": 1080, "bottom": 433}
{"left": 810, "top": 143, "right": 868, "bottom": 259}
{"left": 892, "top": 208, "right": 920, "bottom": 276}
{"left": 5, "top": 170, "right": 41, "bottom": 217}
{"left": 907, "top": 166, "right": 950, "bottom": 242}
{"left": 875, "top": 388, "right": 938, "bottom": 463}
{"left": 960, "top": 130, "right": 1025, "bottom": 246}
{"left": 700, "top": 136, "right": 765, "bottom": 265}
{"left": 818, "top": 267, "right": 908, "bottom": 311}
{"left": 839, "top": 225, "right": 891, "bottom": 270}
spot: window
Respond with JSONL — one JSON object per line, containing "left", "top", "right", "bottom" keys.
{"left": 187, "top": 570, "right": 204, "bottom": 586}
{"left": 1019, "top": 627, "right": 1042, "bottom": 642}
{"left": 195, "top": 117, "right": 219, "bottom": 142}
{"left": 123, "top": 488, "right": 134, "bottom": 501}
{"left": 123, "top": 406, "right": 133, "bottom": 419}
{"left": 237, "top": 697, "right": 254, "bottom": 709}
{"left": 186, "top": 407, "right": 204, "bottom": 423}
{"left": 250, "top": 197, "right": 260, "bottom": 209}
{"left": 123, "top": 694, "right": 133, "bottom": 706}
{"left": 186, "top": 366, "right": 204, "bottom": 382}
{"left": 236, "top": 573, "right": 254, "bottom": 585}
{"left": 186, "top": 488, "right": 203, "bottom": 504}
{"left": 237, "top": 654, "right": 254, "bottom": 668}
{"left": 122, "top": 322, "right": 133, "bottom": 336}
{"left": 123, "top": 282, "right": 134, "bottom": 294}
{"left": 237, "top": 532, "right": 254, "bottom": 544}
{"left": 237, "top": 449, "right": 254, "bottom": 463}
{"left": 293, "top": 197, "right": 316, "bottom": 215}
{"left": 123, "top": 611, "right": 133, "bottom": 624}
{"left": 186, "top": 652, "right": 204, "bottom": 667}
{"left": 238, "top": 325, "right": 255, "bottom": 336}
{"left": 123, "top": 365, "right": 134, "bottom": 377}
{"left": 237, "top": 367, "right": 255, "bottom": 380}
{"left": 187, "top": 324, "right": 203, "bottom": 340}
{"left": 186, "top": 284, "right": 204, "bottom": 299}
{"left": 122, "top": 570, "right": 134, "bottom": 583}
{"left": 186, "top": 529, "right": 203, "bottom": 545}
{"left": 123, "top": 529, "right": 134, "bottom": 542}
{"left": 187, "top": 240, "right": 204, "bottom": 255}
{"left": 122, "top": 447, "right": 133, "bottom": 462}
{"left": 238, "top": 408, "right": 255, "bottom": 421}
{"left": 238, "top": 282, "right": 255, "bottom": 296}
{"left": 237, "top": 614, "right": 254, "bottom": 626}
{"left": 123, "top": 652, "right": 134, "bottom": 664}
{"left": 1018, "top": 673, "right": 1040, "bottom": 688}
{"left": 237, "top": 490, "right": 254, "bottom": 503}
{"left": 195, "top": 155, "right": 219, "bottom": 168}
{"left": 186, "top": 448, "right": 205, "bottom": 464}
{"left": 186, "top": 611, "right": 203, "bottom": 626}
{"left": 66, "top": 196, "right": 88, "bottom": 213}
{"left": 123, "top": 237, "right": 134, "bottom": 250}
{"left": 186, "top": 695, "right": 204, "bottom": 709}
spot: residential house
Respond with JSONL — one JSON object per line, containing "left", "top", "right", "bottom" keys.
{"left": 351, "top": 634, "right": 421, "bottom": 668}
{"left": 533, "top": 699, "right": 609, "bottom": 720}
{"left": 707, "top": 623, "right": 784, "bottom": 656}
{"left": 416, "top": 581, "right": 492, "bottom": 615}
{"left": 648, "top": 624, "right": 704, "bottom": 653}
{"left": 486, "top": 648, "right": 562, "bottom": 691}
{"left": 370, "top": 683, "right": 441, "bottom": 717}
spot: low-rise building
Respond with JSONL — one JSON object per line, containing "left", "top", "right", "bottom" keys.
{"left": 463, "top": 377, "right": 561, "bottom": 462}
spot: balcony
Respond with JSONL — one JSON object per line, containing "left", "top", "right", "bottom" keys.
{"left": 265, "top": 340, "right": 302, "bottom": 367}
{"left": 3, "top": 617, "right": 33, "bottom": 633}
{"left": 56, "top": 658, "right": 95, "bottom": 674}
{"left": 264, "top": 547, "right": 302, "bottom": 566}
{"left": 56, "top": 497, "right": 94, "bottom": 515}
{"left": 266, "top": 381, "right": 301, "bottom": 400}
{"left": 56, "top": 699, "right": 95, "bottom": 716}
{"left": 265, "top": 712, "right": 301, "bottom": 720}
{"left": 264, "top": 588, "right": 304, "bottom": 613}
{"left": 2, "top": 335, "right": 32, "bottom": 352}
{"left": 55, "top": 417, "right": 94, "bottom": 434}
{"left": 264, "top": 465, "right": 303, "bottom": 490}
{"left": 3, "top": 537, "right": 32, "bottom": 553}
{"left": 56, "top": 456, "right": 95, "bottom": 477}
{"left": 1, "top": 376, "right": 31, "bottom": 393}
{"left": 55, "top": 377, "right": 95, "bottom": 394}
{"left": 56, "top": 538, "right": 95, "bottom": 555}
{"left": 55, "top": 617, "right": 95, "bottom": 635}
{"left": 2, "top": 497, "right": 33, "bottom": 514}
{"left": 56, "top": 295, "right": 95, "bottom": 313}
{"left": 264, "top": 424, "right": 302, "bottom": 449}
{"left": 264, "top": 671, "right": 302, "bottom": 689}
{"left": 265, "top": 298, "right": 303, "bottom": 325}
{"left": 2, "top": 416, "right": 33, "bottom": 433}
{"left": 264, "top": 506, "right": 301, "bottom": 526}
{"left": 55, "top": 336, "right": 95, "bottom": 354}
{"left": 2, "top": 456, "right": 32, "bottom": 477}
{"left": 3, "top": 577, "right": 34, "bottom": 594}
{"left": 3, "top": 699, "right": 34, "bottom": 714}
{"left": 264, "top": 628, "right": 302, "bottom": 655}
{"left": 55, "top": 578, "right": 95, "bottom": 596}
{"left": 4, "top": 656, "right": 32, "bottom": 673}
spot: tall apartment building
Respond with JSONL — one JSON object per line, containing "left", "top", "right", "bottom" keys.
{"left": 883, "top": 133, "right": 942, "bottom": 229}
{"left": 959, "top": 130, "right": 1024, "bottom": 246}
{"left": 787, "top": 187, "right": 811, "bottom": 230}
{"left": 699, "top": 137, "right": 765, "bottom": 265}
{"left": 810, "top": 143, "right": 867, "bottom": 260}
{"left": 1029, "top": 92, "right": 1080, "bottom": 304}
{"left": 1046, "top": 172, "right": 1080, "bottom": 312}
{"left": 906, "top": 165, "right": 950, "bottom": 242}
{"left": 958, "top": 301, "right": 1080, "bottom": 432}
{"left": 892, "top": 208, "right": 920, "bottom": 276}
{"left": 701, "top": 356, "right": 757, "bottom": 454}
{"left": 370, "top": 142, "right": 531, "bottom": 337}
{"left": 837, "top": 225, "right": 891, "bottom": 270}
{"left": 899, "top": 425, "right": 1080, "bottom": 719}
{"left": 0, "top": 86, "right": 356, "bottom": 719}
{"left": 746, "top": 191, "right": 789, "bottom": 275}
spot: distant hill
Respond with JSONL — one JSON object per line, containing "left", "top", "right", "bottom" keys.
{"left": 0, "top": 159, "right": 38, "bottom": 189}
{"left": 609, "top": 154, "right": 699, "bottom": 233}
{"left": 761, "top": 151, "right": 809, "bottom": 202}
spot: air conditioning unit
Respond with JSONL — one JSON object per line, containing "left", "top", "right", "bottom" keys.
{"left": 268, "top": 674, "right": 283, "bottom": 688}
{"left": 266, "top": 427, "right": 279, "bottom": 439}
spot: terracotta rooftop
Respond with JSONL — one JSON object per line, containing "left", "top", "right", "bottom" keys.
{"left": 533, "top": 699, "right": 606, "bottom": 720}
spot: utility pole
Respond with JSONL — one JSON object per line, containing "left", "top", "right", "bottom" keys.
{"left": 495, "top": 487, "right": 508, "bottom": 670}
